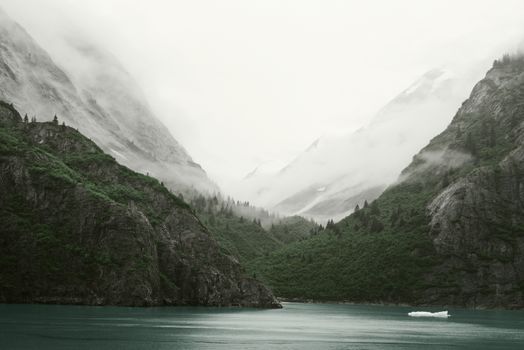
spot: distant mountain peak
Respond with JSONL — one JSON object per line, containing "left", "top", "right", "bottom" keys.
{"left": 400, "top": 68, "right": 452, "bottom": 97}
{"left": 233, "top": 64, "right": 483, "bottom": 221}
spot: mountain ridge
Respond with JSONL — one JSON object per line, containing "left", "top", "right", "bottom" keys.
{"left": 0, "top": 100, "right": 280, "bottom": 308}
{"left": 236, "top": 65, "right": 484, "bottom": 222}
{"left": 0, "top": 7, "right": 217, "bottom": 196}
{"left": 249, "top": 55, "right": 524, "bottom": 309}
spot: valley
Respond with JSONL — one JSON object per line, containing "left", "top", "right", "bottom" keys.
{"left": 0, "top": 4, "right": 523, "bottom": 313}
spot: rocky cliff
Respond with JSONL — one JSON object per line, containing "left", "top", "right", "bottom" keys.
{"left": 251, "top": 56, "right": 524, "bottom": 309}
{"left": 0, "top": 101, "right": 280, "bottom": 308}
{"left": 416, "top": 56, "right": 524, "bottom": 308}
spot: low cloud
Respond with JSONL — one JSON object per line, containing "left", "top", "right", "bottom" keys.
{"left": 2, "top": 0, "right": 524, "bottom": 210}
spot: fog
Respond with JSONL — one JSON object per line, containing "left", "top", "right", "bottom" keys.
{"left": 2, "top": 0, "right": 524, "bottom": 198}
{"left": 233, "top": 65, "right": 485, "bottom": 220}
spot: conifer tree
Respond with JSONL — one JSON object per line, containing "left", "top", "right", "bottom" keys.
{"left": 370, "top": 201, "right": 380, "bottom": 216}
{"left": 389, "top": 210, "right": 398, "bottom": 224}
{"left": 360, "top": 211, "right": 369, "bottom": 226}
{"left": 370, "top": 218, "right": 384, "bottom": 232}
{"left": 502, "top": 53, "right": 511, "bottom": 64}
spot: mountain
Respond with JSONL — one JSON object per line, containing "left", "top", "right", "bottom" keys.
{"left": 238, "top": 67, "right": 484, "bottom": 222}
{"left": 0, "top": 8, "right": 216, "bottom": 195}
{"left": 249, "top": 55, "right": 524, "bottom": 309}
{"left": 186, "top": 193, "right": 319, "bottom": 265}
{"left": 0, "top": 101, "right": 279, "bottom": 307}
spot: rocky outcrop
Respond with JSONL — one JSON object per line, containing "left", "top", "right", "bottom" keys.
{"left": 405, "top": 57, "right": 524, "bottom": 308}
{"left": 425, "top": 165, "right": 524, "bottom": 308}
{"left": 250, "top": 56, "right": 524, "bottom": 309}
{"left": 0, "top": 102, "right": 280, "bottom": 308}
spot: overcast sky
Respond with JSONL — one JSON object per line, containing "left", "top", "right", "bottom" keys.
{"left": 3, "top": 0, "right": 524, "bottom": 187}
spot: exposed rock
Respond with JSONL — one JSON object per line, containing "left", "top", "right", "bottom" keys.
{"left": 416, "top": 58, "right": 524, "bottom": 308}
{"left": 0, "top": 102, "right": 280, "bottom": 308}
{"left": 251, "top": 56, "right": 524, "bottom": 309}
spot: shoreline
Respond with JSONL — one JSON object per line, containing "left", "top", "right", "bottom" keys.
{"left": 1, "top": 298, "right": 522, "bottom": 311}
{"left": 276, "top": 297, "right": 524, "bottom": 311}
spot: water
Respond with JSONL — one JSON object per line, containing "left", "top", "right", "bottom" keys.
{"left": 1, "top": 302, "right": 523, "bottom": 349}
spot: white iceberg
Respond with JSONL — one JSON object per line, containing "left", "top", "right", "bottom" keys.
{"left": 408, "top": 311, "right": 450, "bottom": 318}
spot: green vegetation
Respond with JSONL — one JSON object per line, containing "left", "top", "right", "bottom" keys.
{"left": 189, "top": 194, "right": 319, "bottom": 264}
{"left": 0, "top": 119, "right": 188, "bottom": 212}
{"left": 268, "top": 216, "right": 320, "bottom": 244}
{"left": 0, "top": 102, "right": 316, "bottom": 304}
{"left": 249, "top": 182, "right": 441, "bottom": 301}
{"left": 249, "top": 55, "right": 524, "bottom": 303}
{"left": 0, "top": 106, "right": 191, "bottom": 294}
{"left": 0, "top": 101, "right": 282, "bottom": 307}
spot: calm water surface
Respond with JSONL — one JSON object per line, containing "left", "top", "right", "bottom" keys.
{"left": 1, "top": 302, "right": 523, "bottom": 349}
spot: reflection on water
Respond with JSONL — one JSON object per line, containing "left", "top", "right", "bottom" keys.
{"left": 1, "top": 302, "right": 523, "bottom": 349}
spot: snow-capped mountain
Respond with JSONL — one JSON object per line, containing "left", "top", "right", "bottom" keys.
{"left": 238, "top": 67, "right": 486, "bottom": 222}
{"left": 0, "top": 7, "right": 216, "bottom": 194}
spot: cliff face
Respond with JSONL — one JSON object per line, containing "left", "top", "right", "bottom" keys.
{"left": 251, "top": 57, "right": 524, "bottom": 309}
{"left": 0, "top": 102, "right": 280, "bottom": 308}
{"left": 416, "top": 59, "right": 524, "bottom": 308}
{"left": 360, "top": 58, "right": 524, "bottom": 308}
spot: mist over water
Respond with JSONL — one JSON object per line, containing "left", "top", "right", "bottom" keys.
{"left": 2, "top": 303, "right": 523, "bottom": 349}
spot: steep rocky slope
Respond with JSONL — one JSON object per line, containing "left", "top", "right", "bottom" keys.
{"left": 251, "top": 56, "right": 524, "bottom": 309}
{"left": 0, "top": 102, "right": 279, "bottom": 308}
{"left": 0, "top": 7, "right": 216, "bottom": 195}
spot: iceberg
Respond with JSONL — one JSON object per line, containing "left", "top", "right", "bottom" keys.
{"left": 408, "top": 311, "right": 450, "bottom": 318}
